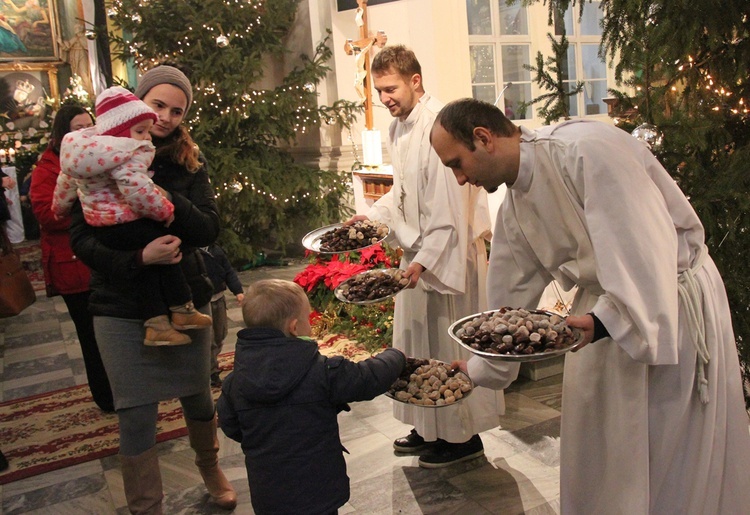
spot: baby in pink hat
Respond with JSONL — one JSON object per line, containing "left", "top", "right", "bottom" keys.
{"left": 53, "top": 86, "right": 211, "bottom": 346}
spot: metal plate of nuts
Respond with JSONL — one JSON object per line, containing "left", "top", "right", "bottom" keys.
{"left": 334, "top": 268, "right": 408, "bottom": 305}
{"left": 386, "top": 357, "right": 473, "bottom": 408}
{"left": 448, "top": 307, "right": 585, "bottom": 362}
{"left": 301, "top": 221, "right": 390, "bottom": 254}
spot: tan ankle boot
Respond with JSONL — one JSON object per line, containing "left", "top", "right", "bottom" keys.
{"left": 185, "top": 414, "right": 238, "bottom": 510}
{"left": 170, "top": 302, "right": 212, "bottom": 330}
{"left": 120, "top": 447, "right": 164, "bottom": 515}
{"left": 144, "top": 315, "right": 192, "bottom": 346}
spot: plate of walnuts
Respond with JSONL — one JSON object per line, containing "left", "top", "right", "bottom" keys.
{"left": 334, "top": 268, "right": 409, "bottom": 304}
{"left": 302, "top": 220, "right": 390, "bottom": 254}
{"left": 448, "top": 307, "right": 585, "bottom": 362}
{"left": 386, "top": 357, "right": 473, "bottom": 408}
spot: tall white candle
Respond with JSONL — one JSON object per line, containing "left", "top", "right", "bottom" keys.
{"left": 362, "top": 129, "right": 382, "bottom": 167}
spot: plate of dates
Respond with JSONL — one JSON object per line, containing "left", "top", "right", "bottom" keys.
{"left": 334, "top": 268, "right": 409, "bottom": 305}
{"left": 448, "top": 307, "right": 585, "bottom": 362}
{"left": 386, "top": 357, "right": 473, "bottom": 408}
{"left": 302, "top": 220, "right": 390, "bottom": 254}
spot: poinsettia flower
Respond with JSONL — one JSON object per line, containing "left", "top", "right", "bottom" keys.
{"left": 323, "top": 259, "right": 369, "bottom": 289}
{"left": 359, "top": 244, "right": 390, "bottom": 267}
{"left": 293, "top": 263, "right": 328, "bottom": 292}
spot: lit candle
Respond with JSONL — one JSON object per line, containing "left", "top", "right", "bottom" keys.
{"left": 0, "top": 149, "right": 5, "bottom": 163}
{"left": 8, "top": 148, "right": 15, "bottom": 163}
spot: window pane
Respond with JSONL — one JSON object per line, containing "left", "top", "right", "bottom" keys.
{"left": 467, "top": 0, "right": 492, "bottom": 35}
{"left": 579, "top": 2, "right": 603, "bottom": 36}
{"left": 582, "top": 80, "right": 607, "bottom": 115}
{"left": 498, "top": 0, "right": 528, "bottom": 36}
{"left": 504, "top": 83, "right": 532, "bottom": 120}
{"left": 562, "top": 46, "right": 577, "bottom": 81}
{"left": 581, "top": 44, "right": 606, "bottom": 80}
{"left": 501, "top": 45, "right": 530, "bottom": 82}
{"left": 470, "top": 45, "right": 496, "bottom": 84}
{"left": 473, "top": 85, "right": 497, "bottom": 105}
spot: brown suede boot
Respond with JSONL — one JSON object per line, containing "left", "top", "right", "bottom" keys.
{"left": 185, "top": 414, "right": 238, "bottom": 510}
{"left": 170, "top": 302, "right": 212, "bottom": 330}
{"left": 144, "top": 315, "right": 191, "bottom": 346}
{"left": 119, "top": 447, "right": 164, "bottom": 515}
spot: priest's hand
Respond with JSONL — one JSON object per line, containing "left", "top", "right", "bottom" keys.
{"left": 565, "top": 314, "right": 594, "bottom": 351}
{"left": 403, "top": 261, "right": 424, "bottom": 288}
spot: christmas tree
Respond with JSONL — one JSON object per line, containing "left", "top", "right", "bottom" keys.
{"left": 548, "top": 0, "right": 750, "bottom": 399}
{"left": 105, "top": 0, "right": 361, "bottom": 262}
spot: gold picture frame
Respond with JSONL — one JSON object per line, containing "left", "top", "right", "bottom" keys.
{"left": 1, "top": 0, "right": 61, "bottom": 62}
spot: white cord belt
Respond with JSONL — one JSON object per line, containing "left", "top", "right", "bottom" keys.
{"left": 677, "top": 245, "right": 710, "bottom": 404}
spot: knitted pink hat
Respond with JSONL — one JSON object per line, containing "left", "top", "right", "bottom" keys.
{"left": 95, "top": 86, "right": 158, "bottom": 138}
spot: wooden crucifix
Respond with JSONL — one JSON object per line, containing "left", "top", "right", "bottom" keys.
{"left": 344, "top": 0, "right": 387, "bottom": 130}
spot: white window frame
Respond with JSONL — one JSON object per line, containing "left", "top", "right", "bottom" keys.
{"left": 467, "top": 1, "right": 616, "bottom": 125}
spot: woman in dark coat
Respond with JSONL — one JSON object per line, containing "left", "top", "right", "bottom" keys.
{"left": 30, "top": 104, "right": 114, "bottom": 412}
{"left": 70, "top": 66, "right": 236, "bottom": 513}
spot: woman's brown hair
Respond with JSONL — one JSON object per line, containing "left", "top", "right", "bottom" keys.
{"left": 153, "top": 125, "right": 201, "bottom": 173}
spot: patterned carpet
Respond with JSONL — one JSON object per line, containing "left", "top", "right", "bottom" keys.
{"left": 0, "top": 334, "right": 371, "bottom": 485}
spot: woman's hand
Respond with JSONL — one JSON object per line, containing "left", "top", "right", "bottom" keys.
{"left": 142, "top": 234, "right": 183, "bottom": 265}
{"left": 1, "top": 176, "right": 15, "bottom": 190}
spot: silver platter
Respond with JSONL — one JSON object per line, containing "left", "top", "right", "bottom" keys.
{"left": 334, "top": 268, "right": 406, "bottom": 305}
{"left": 385, "top": 359, "right": 474, "bottom": 408}
{"left": 301, "top": 222, "right": 390, "bottom": 254}
{"left": 448, "top": 309, "right": 586, "bottom": 362}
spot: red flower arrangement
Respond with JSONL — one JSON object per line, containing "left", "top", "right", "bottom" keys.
{"left": 294, "top": 242, "right": 400, "bottom": 352}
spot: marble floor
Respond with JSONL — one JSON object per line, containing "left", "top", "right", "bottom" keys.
{"left": 0, "top": 260, "right": 564, "bottom": 514}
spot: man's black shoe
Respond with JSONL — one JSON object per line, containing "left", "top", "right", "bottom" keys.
{"left": 393, "top": 429, "right": 439, "bottom": 453}
{"left": 417, "top": 434, "right": 484, "bottom": 468}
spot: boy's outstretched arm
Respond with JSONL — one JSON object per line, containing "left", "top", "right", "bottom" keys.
{"left": 327, "top": 348, "right": 406, "bottom": 405}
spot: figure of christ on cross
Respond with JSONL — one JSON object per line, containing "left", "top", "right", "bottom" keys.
{"left": 344, "top": 0, "right": 387, "bottom": 131}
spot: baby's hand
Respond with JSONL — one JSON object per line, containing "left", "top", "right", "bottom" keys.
{"left": 164, "top": 213, "right": 175, "bottom": 227}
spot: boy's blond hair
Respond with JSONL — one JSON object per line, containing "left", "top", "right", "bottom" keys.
{"left": 242, "top": 279, "right": 308, "bottom": 332}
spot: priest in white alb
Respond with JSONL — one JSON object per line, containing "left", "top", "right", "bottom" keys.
{"left": 349, "top": 45, "right": 505, "bottom": 468}
{"left": 431, "top": 98, "right": 750, "bottom": 513}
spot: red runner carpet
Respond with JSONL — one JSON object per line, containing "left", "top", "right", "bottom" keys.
{"left": 0, "top": 335, "right": 372, "bottom": 485}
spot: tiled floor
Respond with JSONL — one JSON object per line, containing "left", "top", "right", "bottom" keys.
{"left": 0, "top": 259, "right": 564, "bottom": 514}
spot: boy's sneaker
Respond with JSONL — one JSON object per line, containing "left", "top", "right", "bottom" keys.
{"left": 417, "top": 434, "right": 485, "bottom": 469}
{"left": 393, "top": 429, "right": 439, "bottom": 453}
{"left": 144, "top": 315, "right": 192, "bottom": 346}
{"left": 170, "top": 303, "right": 212, "bottom": 330}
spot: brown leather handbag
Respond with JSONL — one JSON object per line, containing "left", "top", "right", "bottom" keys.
{"left": 0, "top": 230, "right": 36, "bottom": 318}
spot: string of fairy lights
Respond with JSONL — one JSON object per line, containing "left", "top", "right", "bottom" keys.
{"left": 107, "top": 0, "right": 355, "bottom": 204}
{"left": 675, "top": 54, "right": 749, "bottom": 117}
